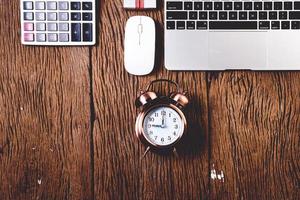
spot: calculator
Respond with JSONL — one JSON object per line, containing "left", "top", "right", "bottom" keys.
{"left": 20, "top": 0, "right": 96, "bottom": 46}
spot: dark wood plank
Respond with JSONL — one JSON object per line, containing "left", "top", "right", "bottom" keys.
{"left": 92, "top": 0, "right": 209, "bottom": 199}
{"left": 0, "top": 1, "right": 92, "bottom": 199}
{"left": 208, "top": 72, "right": 300, "bottom": 199}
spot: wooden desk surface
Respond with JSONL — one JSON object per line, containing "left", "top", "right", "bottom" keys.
{"left": 0, "top": 1, "right": 299, "bottom": 199}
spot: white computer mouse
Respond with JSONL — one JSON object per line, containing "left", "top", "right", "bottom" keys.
{"left": 124, "top": 16, "right": 156, "bottom": 76}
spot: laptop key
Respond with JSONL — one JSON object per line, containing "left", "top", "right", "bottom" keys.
{"left": 274, "top": 2, "right": 282, "bottom": 10}
{"left": 269, "top": 12, "right": 277, "bottom": 20}
{"left": 167, "top": 21, "right": 175, "bottom": 29}
{"left": 234, "top": 2, "right": 242, "bottom": 10}
{"left": 189, "top": 11, "right": 198, "bottom": 20}
{"left": 187, "top": 21, "right": 196, "bottom": 29}
{"left": 184, "top": 2, "right": 192, "bottom": 10}
{"left": 204, "top": 2, "right": 212, "bottom": 10}
{"left": 281, "top": 21, "right": 290, "bottom": 29}
{"left": 264, "top": 2, "right": 272, "bottom": 10}
{"left": 284, "top": 2, "right": 292, "bottom": 10}
{"left": 196, "top": 21, "right": 207, "bottom": 29}
{"left": 259, "top": 21, "right": 270, "bottom": 29}
{"left": 214, "top": 2, "right": 222, "bottom": 10}
{"left": 209, "top": 21, "right": 257, "bottom": 29}
{"left": 254, "top": 2, "right": 263, "bottom": 10}
{"left": 224, "top": 2, "right": 232, "bottom": 10}
{"left": 194, "top": 2, "right": 202, "bottom": 10}
{"left": 229, "top": 12, "right": 237, "bottom": 20}
{"left": 291, "top": 21, "right": 300, "bottom": 29}
{"left": 289, "top": 11, "right": 300, "bottom": 19}
{"left": 294, "top": 2, "right": 300, "bottom": 10}
{"left": 244, "top": 2, "right": 252, "bottom": 10}
{"left": 271, "top": 21, "right": 280, "bottom": 29}
{"left": 209, "top": 12, "right": 217, "bottom": 20}
{"left": 199, "top": 11, "right": 208, "bottom": 20}
{"left": 259, "top": 12, "right": 267, "bottom": 19}
{"left": 279, "top": 11, "right": 288, "bottom": 19}
{"left": 167, "top": 2, "right": 183, "bottom": 10}
{"left": 177, "top": 21, "right": 185, "bottom": 29}
{"left": 167, "top": 11, "right": 188, "bottom": 20}
{"left": 219, "top": 12, "right": 227, "bottom": 20}
{"left": 249, "top": 12, "right": 257, "bottom": 20}
{"left": 239, "top": 12, "right": 247, "bottom": 20}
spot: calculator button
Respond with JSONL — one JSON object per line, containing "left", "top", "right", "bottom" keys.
{"left": 71, "top": 13, "right": 81, "bottom": 20}
{"left": 83, "top": 23, "right": 93, "bottom": 41}
{"left": 24, "top": 12, "right": 34, "bottom": 20}
{"left": 48, "top": 23, "right": 58, "bottom": 31}
{"left": 47, "top": 12, "right": 57, "bottom": 21}
{"left": 71, "top": 23, "right": 81, "bottom": 41}
{"left": 47, "top": 2, "right": 57, "bottom": 10}
{"left": 36, "top": 12, "right": 46, "bottom": 21}
{"left": 71, "top": 2, "right": 81, "bottom": 10}
{"left": 48, "top": 33, "right": 58, "bottom": 42}
{"left": 59, "top": 23, "right": 69, "bottom": 31}
{"left": 36, "top": 33, "right": 46, "bottom": 42}
{"left": 24, "top": 33, "right": 34, "bottom": 41}
{"left": 59, "top": 12, "right": 69, "bottom": 21}
{"left": 35, "top": 1, "right": 45, "bottom": 10}
{"left": 82, "top": 2, "right": 93, "bottom": 10}
{"left": 23, "top": 1, "right": 33, "bottom": 10}
{"left": 83, "top": 13, "right": 92, "bottom": 21}
{"left": 24, "top": 22, "right": 34, "bottom": 31}
{"left": 59, "top": 2, "right": 69, "bottom": 10}
{"left": 36, "top": 23, "right": 46, "bottom": 31}
{"left": 59, "top": 33, "right": 69, "bottom": 42}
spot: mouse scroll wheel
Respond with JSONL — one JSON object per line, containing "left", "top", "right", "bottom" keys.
{"left": 138, "top": 24, "right": 143, "bottom": 34}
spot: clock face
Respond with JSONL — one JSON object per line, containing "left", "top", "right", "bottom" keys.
{"left": 142, "top": 106, "right": 184, "bottom": 146}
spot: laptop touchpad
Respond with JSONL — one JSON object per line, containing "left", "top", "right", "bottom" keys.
{"left": 208, "top": 32, "right": 267, "bottom": 69}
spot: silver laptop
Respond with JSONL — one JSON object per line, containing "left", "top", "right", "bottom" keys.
{"left": 164, "top": 0, "right": 300, "bottom": 70}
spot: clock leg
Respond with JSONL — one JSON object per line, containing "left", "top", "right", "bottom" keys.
{"left": 141, "top": 146, "right": 151, "bottom": 159}
{"left": 173, "top": 148, "right": 179, "bottom": 157}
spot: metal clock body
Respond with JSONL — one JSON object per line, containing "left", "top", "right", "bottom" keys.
{"left": 135, "top": 79, "right": 189, "bottom": 156}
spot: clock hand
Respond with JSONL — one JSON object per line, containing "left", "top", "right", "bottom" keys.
{"left": 161, "top": 110, "right": 165, "bottom": 128}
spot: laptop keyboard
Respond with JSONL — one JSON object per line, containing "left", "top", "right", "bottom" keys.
{"left": 166, "top": 1, "right": 300, "bottom": 30}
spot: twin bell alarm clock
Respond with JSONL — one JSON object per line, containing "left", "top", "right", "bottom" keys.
{"left": 135, "top": 79, "right": 189, "bottom": 156}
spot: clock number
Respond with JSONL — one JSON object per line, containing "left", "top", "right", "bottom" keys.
{"left": 161, "top": 111, "right": 166, "bottom": 115}
{"left": 168, "top": 136, "right": 171, "bottom": 140}
{"left": 169, "top": 113, "right": 171, "bottom": 117}
{"left": 154, "top": 136, "right": 158, "bottom": 140}
{"left": 161, "top": 138, "right": 164, "bottom": 142}
{"left": 149, "top": 117, "right": 154, "bottom": 122}
{"left": 173, "top": 131, "right": 177, "bottom": 136}
{"left": 148, "top": 124, "right": 151, "bottom": 128}
{"left": 149, "top": 131, "right": 153, "bottom": 135}
{"left": 173, "top": 118, "right": 177, "bottom": 122}
{"left": 174, "top": 124, "right": 178, "bottom": 129}
{"left": 155, "top": 113, "right": 158, "bottom": 117}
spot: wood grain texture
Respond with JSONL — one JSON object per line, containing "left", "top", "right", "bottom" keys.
{"left": 92, "top": 1, "right": 209, "bottom": 199}
{"left": 208, "top": 72, "right": 300, "bottom": 199}
{"left": 0, "top": 1, "right": 92, "bottom": 200}
{"left": 0, "top": 0, "right": 300, "bottom": 200}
